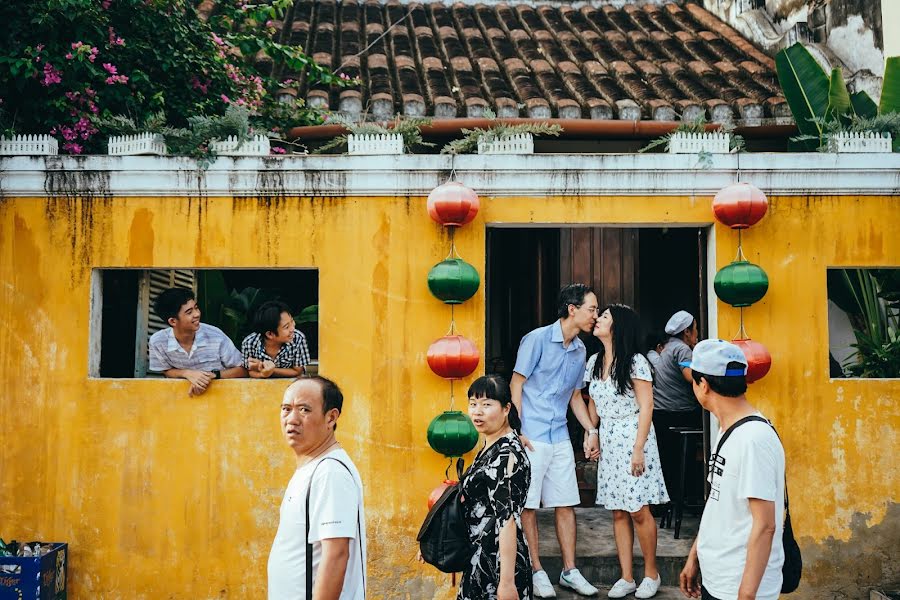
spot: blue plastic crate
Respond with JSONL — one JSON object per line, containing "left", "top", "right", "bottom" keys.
{"left": 0, "top": 543, "right": 67, "bottom": 600}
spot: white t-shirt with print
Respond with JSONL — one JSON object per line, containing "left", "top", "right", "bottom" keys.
{"left": 697, "top": 417, "right": 785, "bottom": 600}
{"left": 268, "top": 449, "right": 366, "bottom": 600}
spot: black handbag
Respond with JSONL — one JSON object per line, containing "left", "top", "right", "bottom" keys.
{"left": 416, "top": 458, "right": 473, "bottom": 573}
{"left": 713, "top": 415, "right": 802, "bottom": 594}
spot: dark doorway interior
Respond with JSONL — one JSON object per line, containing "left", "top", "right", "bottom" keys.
{"left": 487, "top": 226, "right": 706, "bottom": 381}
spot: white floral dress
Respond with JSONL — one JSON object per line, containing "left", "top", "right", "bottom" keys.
{"left": 585, "top": 353, "right": 669, "bottom": 512}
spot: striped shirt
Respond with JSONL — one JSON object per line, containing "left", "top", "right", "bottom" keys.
{"left": 148, "top": 323, "right": 243, "bottom": 373}
{"left": 240, "top": 330, "right": 311, "bottom": 370}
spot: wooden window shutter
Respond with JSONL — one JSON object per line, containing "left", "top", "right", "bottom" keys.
{"left": 134, "top": 269, "right": 197, "bottom": 377}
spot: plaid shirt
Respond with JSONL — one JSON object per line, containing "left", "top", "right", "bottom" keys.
{"left": 240, "top": 330, "right": 311, "bottom": 370}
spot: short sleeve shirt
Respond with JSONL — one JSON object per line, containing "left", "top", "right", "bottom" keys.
{"left": 698, "top": 418, "right": 785, "bottom": 600}
{"left": 651, "top": 337, "right": 698, "bottom": 412}
{"left": 513, "top": 320, "right": 586, "bottom": 444}
{"left": 268, "top": 449, "right": 367, "bottom": 600}
{"left": 240, "top": 330, "right": 311, "bottom": 370}
{"left": 148, "top": 323, "right": 243, "bottom": 372}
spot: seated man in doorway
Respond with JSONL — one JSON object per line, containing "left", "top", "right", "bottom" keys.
{"left": 652, "top": 310, "right": 702, "bottom": 499}
{"left": 241, "top": 300, "right": 311, "bottom": 378}
{"left": 148, "top": 287, "right": 247, "bottom": 395}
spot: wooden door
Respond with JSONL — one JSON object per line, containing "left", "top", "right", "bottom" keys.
{"left": 559, "top": 228, "right": 640, "bottom": 310}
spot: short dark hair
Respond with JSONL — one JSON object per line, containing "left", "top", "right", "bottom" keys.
{"left": 253, "top": 300, "right": 292, "bottom": 337}
{"left": 309, "top": 375, "right": 344, "bottom": 429}
{"left": 153, "top": 287, "right": 196, "bottom": 323}
{"left": 467, "top": 375, "right": 522, "bottom": 434}
{"left": 691, "top": 362, "right": 748, "bottom": 397}
{"left": 556, "top": 283, "right": 595, "bottom": 319}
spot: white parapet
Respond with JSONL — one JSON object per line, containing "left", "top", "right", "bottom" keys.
{"left": 827, "top": 132, "right": 892, "bottom": 153}
{"left": 0, "top": 135, "right": 59, "bottom": 156}
{"left": 478, "top": 133, "right": 534, "bottom": 155}
{"left": 668, "top": 132, "right": 731, "bottom": 154}
{"left": 348, "top": 133, "right": 404, "bottom": 155}
{"left": 108, "top": 133, "right": 167, "bottom": 156}
{"left": 210, "top": 134, "right": 270, "bottom": 156}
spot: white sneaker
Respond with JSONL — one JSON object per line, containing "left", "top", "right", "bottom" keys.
{"left": 607, "top": 578, "right": 637, "bottom": 598}
{"left": 533, "top": 570, "right": 557, "bottom": 598}
{"left": 635, "top": 575, "right": 661, "bottom": 599}
{"left": 559, "top": 568, "right": 599, "bottom": 596}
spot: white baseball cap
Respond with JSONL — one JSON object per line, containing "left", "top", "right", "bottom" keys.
{"left": 665, "top": 310, "right": 694, "bottom": 335}
{"left": 680, "top": 339, "right": 748, "bottom": 377}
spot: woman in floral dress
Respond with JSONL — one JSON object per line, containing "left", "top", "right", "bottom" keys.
{"left": 459, "top": 375, "right": 532, "bottom": 600}
{"left": 585, "top": 305, "right": 669, "bottom": 599}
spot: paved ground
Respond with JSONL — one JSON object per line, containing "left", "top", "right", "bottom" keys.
{"left": 553, "top": 585, "right": 686, "bottom": 599}
{"left": 535, "top": 507, "right": 700, "bottom": 588}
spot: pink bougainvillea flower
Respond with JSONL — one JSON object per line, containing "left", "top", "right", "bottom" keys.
{"left": 221, "top": 94, "right": 231, "bottom": 104}
{"left": 72, "top": 41, "right": 83, "bottom": 49}
{"left": 63, "top": 142, "right": 84, "bottom": 154}
{"left": 102, "top": 0, "right": 112, "bottom": 8}
{"left": 36, "top": 44, "right": 45, "bottom": 52}
{"left": 41, "top": 63, "right": 62, "bottom": 86}
{"left": 271, "top": 147, "right": 286, "bottom": 154}
{"left": 65, "top": 52, "right": 74, "bottom": 59}
{"left": 102, "top": 63, "right": 117, "bottom": 74}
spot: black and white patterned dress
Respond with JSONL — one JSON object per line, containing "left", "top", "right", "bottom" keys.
{"left": 458, "top": 432, "right": 532, "bottom": 600}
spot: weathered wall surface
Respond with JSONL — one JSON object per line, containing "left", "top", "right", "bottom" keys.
{"left": 0, "top": 191, "right": 897, "bottom": 598}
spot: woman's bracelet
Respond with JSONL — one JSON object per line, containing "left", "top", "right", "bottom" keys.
{"left": 586, "top": 428, "right": 598, "bottom": 436}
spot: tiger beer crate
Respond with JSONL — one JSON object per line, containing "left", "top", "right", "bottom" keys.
{"left": 0, "top": 543, "right": 67, "bottom": 600}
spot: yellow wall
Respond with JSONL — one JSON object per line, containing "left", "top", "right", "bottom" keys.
{"left": 1, "top": 192, "right": 897, "bottom": 598}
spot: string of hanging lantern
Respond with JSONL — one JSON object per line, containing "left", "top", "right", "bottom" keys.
{"left": 712, "top": 182, "right": 772, "bottom": 383}
{"left": 424, "top": 179, "right": 482, "bottom": 496}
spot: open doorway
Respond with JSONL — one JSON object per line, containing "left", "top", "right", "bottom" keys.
{"left": 486, "top": 225, "right": 709, "bottom": 517}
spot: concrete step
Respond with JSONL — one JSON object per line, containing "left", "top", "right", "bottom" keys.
{"left": 552, "top": 584, "right": 685, "bottom": 599}
{"left": 536, "top": 507, "right": 698, "bottom": 588}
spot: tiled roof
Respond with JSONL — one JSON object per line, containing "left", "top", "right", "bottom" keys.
{"left": 263, "top": 1, "right": 789, "bottom": 123}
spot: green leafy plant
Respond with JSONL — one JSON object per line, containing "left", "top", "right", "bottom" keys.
{"left": 440, "top": 109, "right": 562, "bottom": 154}
{"left": 314, "top": 116, "right": 434, "bottom": 154}
{"left": 0, "top": 0, "right": 354, "bottom": 153}
{"left": 777, "top": 44, "right": 900, "bottom": 151}
{"left": 827, "top": 268, "right": 900, "bottom": 378}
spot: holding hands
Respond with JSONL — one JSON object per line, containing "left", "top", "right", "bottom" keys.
{"left": 583, "top": 429, "right": 600, "bottom": 461}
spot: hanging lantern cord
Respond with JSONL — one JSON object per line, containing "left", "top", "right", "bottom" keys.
{"left": 734, "top": 306, "right": 748, "bottom": 340}
{"left": 445, "top": 227, "right": 460, "bottom": 260}
{"left": 449, "top": 153, "right": 457, "bottom": 183}
{"left": 733, "top": 233, "right": 747, "bottom": 262}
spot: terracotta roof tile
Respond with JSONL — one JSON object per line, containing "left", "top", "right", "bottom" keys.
{"left": 266, "top": 0, "right": 784, "bottom": 122}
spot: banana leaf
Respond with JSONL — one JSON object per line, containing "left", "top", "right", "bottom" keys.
{"left": 850, "top": 90, "right": 878, "bottom": 119}
{"left": 826, "top": 67, "right": 852, "bottom": 124}
{"left": 878, "top": 56, "right": 900, "bottom": 115}
{"left": 879, "top": 56, "right": 900, "bottom": 150}
{"left": 775, "top": 43, "right": 831, "bottom": 139}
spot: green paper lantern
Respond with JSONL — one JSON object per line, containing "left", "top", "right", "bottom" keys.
{"left": 714, "top": 260, "right": 769, "bottom": 307}
{"left": 427, "top": 258, "right": 480, "bottom": 304}
{"left": 427, "top": 411, "right": 479, "bottom": 457}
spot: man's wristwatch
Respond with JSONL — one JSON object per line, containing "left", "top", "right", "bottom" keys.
{"left": 213, "top": 370, "right": 222, "bottom": 379}
{"left": 587, "top": 428, "right": 599, "bottom": 436}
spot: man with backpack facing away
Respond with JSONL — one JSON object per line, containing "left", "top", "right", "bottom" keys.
{"left": 678, "top": 340, "right": 785, "bottom": 600}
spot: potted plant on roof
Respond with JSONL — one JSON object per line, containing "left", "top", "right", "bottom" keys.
{"left": 314, "top": 116, "right": 434, "bottom": 155}
{"left": 776, "top": 44, "right": 899, "bottom": 152}
{"left": 639, "top": 115, "right": 744, "bottom": 168}
{"left": 440, "top": 109, "right": 562, "bottom": 155}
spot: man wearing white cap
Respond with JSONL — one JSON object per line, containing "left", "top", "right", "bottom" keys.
{"left": 651, "top": 310, "right": 701, "bottom": 496}
{"left": 678, "top": 340, "right": 785, "bottom": 600}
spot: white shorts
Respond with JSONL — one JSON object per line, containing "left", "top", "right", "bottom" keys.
{"left": 524, "top": 440, "right": 580, "bottom": 509}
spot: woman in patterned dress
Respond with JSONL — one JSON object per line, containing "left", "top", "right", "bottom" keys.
{"left": 585, "top": 305, "right": 669, "bottom": 599}
{"left": 459, "top": 375, "right": 532, "bottom": 600}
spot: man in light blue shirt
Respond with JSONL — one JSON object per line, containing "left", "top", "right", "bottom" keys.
{"left": 511, "top": 283, "right": 601, "bottom": 598}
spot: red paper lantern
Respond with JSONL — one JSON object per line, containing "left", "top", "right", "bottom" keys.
{"left": 713, "top": 183, "right": 768, "bottom": 229}
{"left": 732, "top": 338, "right": 772, "bottom": 384}
{"left": 427, "top": 335, "right": 480, "bottom": 379}
{"left": 427, "top": 181, "right": 480, "bottom": 227}
{"left": 427, "top": 480, "right": 458, "bottom": 509}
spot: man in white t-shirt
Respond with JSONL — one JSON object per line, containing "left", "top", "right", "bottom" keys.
{"left": 268, "top": 377, "right": 366, "bottom": 600}
{"left": 679, "top": 340, "right": 785, "bottom": 600}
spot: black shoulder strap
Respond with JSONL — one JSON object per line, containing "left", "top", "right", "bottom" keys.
{"left": 305, "top": 456, "right": 365, "bottom": 599}
{"left": 714, "top": 415, "right": 789, "bottom": 511}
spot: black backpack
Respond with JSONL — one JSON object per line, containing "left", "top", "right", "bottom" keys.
{"left": 416, "top": 459, "right": 473, "bottom": 573}
{"left": 714, "top": 415, "right": 802, "bottom": 593}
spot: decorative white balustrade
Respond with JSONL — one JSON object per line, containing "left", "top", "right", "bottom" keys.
{"left": 826, "top": 132, "right": 892, "bottom": 153}
{"left": 477, "top": 133, "right": 534, "bottom": 155}
{"left": 668, "top": 132, "right": 731, "bottom": 154}
{"left": 0, "top": 135, "right": 59, "bottom": 156}
{"left": 347, "top": 133, "right": 403, "bottom": 155}
{"left": 209, "top": 134, "right": 270, "bottom": 156}
{"left": 108, "top": 133, "right": 167, "bottom": 156}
